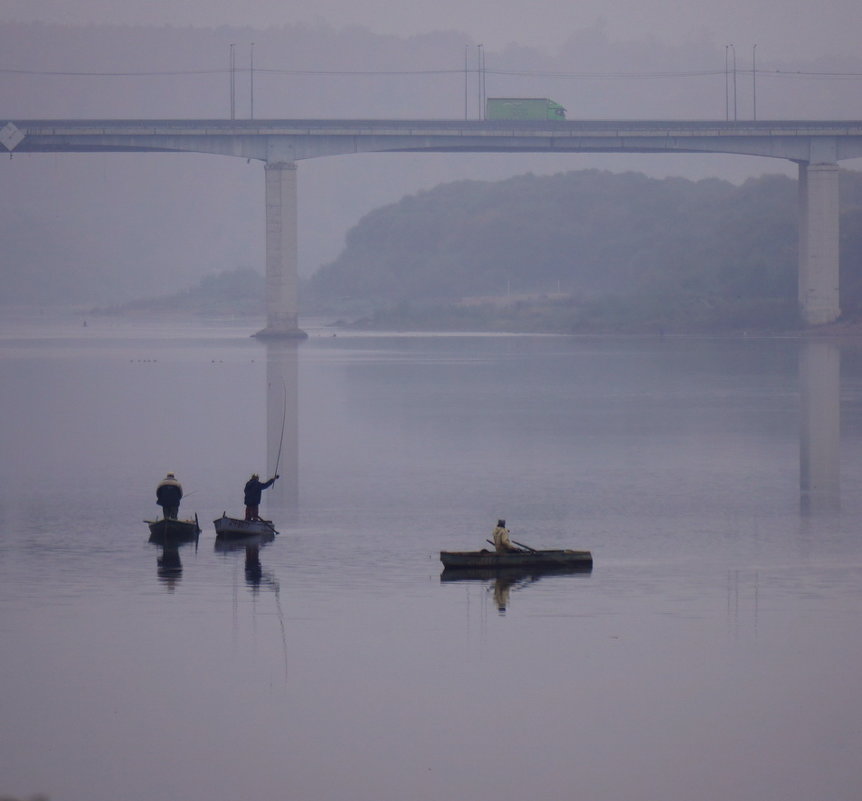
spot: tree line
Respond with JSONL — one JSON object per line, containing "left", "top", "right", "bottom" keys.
{"left": 304, "top": 168, "right": 862, "bottom": 333}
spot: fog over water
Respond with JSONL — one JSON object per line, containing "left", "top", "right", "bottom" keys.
{"left": 1, "top": 315, "right": 862, "bottom": 800}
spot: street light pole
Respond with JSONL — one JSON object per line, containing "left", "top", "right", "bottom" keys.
{"left": 477, "top": 44, "right": 484, "bottom": 120}
{"left": 464, "top": 44, "right": 469, "bottom": 120}
{"left": 481, "top": 45, "right": 486, "bottom": 117}
{"left": 725, "top": 45, "right": 730, "bottom": 120}
{"left": 731, "top": 44, "right": 737, "bottom": 121}
{"left": 250, "top": 42, "right": 255, "bottom": 120}
{"left": 752, "top": 43, "right": 757, "bottom": 121}
{"left": 229, "top": 43, "right": 236, "bottom": 120}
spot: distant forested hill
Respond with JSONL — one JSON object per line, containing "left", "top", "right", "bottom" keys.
{"left": 304, "top": 168, "right": 862, "bottom": 332}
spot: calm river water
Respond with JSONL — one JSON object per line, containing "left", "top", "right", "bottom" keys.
{"left": 1, "top": 314, "right": 862, "bottom": 801}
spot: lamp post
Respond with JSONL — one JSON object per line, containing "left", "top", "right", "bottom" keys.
{"left": 464, "top": 44, "right": 469, "bottom": 120}
{"left": 229, "top": 43, "right": 236, "bottom": 120}
{"left": 477, "top": 44, "right": 484, "bottom": 120}
{"left": 752, "top": 43, "right": 757, "bottom": 121}
{"left": 724, "top": 45, "right": 730, "bottom": 120}
{"left": 731, "top": 44, "right": 737, "bottom": 121}
{"left": 250, "top": 42, "right": 255, "bottom": 120}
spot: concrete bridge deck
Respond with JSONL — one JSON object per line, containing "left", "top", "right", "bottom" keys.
{"left": 5, "top": 118, "right": 862, "bottom": 162}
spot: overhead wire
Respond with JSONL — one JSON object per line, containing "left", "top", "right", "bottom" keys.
{"left": 2, "top": 66, "right": 862, "bottom": 80}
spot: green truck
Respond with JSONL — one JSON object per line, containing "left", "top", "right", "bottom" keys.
{"left": 485, "top": 97, "right": 567, "bottom": 120}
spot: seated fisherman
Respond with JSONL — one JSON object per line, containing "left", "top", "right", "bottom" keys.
{"left": 492, "top": 519, "right": 521, "bottom": 553}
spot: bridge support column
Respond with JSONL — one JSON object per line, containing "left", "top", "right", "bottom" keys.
{"left": 256, "top": 161, "right": 307, "bottom": 339}
{"left": 798, "top": 162, "right": 840, "bottom": 326}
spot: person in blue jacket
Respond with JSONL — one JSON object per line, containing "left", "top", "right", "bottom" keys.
{"left": 244, "top": 473, "right": 279, "bottom": 521}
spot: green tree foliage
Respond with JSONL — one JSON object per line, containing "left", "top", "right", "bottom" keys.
{"left": 306, "top": 168, "right": 862, "bottom": 332}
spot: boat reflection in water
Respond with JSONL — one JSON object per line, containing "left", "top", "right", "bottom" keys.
{"left": 440, "top": 563, "right": 592, "bottom": 614}
{"left": 215, "top": 530, "right": 279, "bottom": 594}
{"left": 148, "top": 527, "right": 200, "bottom": 591}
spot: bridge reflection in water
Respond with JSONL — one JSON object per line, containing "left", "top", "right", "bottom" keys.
{"left": 800, "top": 340, "right": 841, "bottom": 513}
{"left": 265, "top": 340, "right": 300, "bottom": 518}
{"left": 256, "top": 335, "right": 843, "bottom": 524}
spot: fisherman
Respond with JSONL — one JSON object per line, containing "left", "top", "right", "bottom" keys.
{"left": 244, "top": 473, "right": 279, "bottom": 521}
{"left": 492, "top": 519, "right": 520, "bottom": 553}
{"left": 156, "top": 472, "right": 183, "bottom": 520}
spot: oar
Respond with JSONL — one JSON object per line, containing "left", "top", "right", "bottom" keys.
{"left": 487, "top": 538, "right": 533, "bottom": 553}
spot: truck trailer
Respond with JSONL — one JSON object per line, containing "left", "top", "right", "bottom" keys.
{"left": 485, "top": 97, "right": 567, "bottom": 120}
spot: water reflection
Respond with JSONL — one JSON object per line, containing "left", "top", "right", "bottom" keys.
{"left": 258, "top": 335, "right": 842, "bottom": 522}
{"left": 265, "top": 340, "right": 299, "bottom": 516}
{"left": 148, "top": 529, "right": 199, "bottom": 591}
{"left": 799, "top": 340, "right": 840, "bottom": 512}
{"left": 440, "top": 565, "right": 592, "bottom": 614}
{"left": 215, "top": 531, "right": 279, "bottom": 594}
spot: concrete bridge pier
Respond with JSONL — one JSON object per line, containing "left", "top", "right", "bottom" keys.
{"left": 255, "top": 160, "right": 307, "bottom": 339}
{"left": 798, "top": 162, "right": 841, "bottom": 326}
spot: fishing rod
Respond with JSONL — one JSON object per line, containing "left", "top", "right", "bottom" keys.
{"left": 272, "top": 379, "right": 287, "bottom": 479}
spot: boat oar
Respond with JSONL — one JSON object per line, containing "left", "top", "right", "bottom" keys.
{"left": 487, "top": 538, "right": 533, "bottom": 553}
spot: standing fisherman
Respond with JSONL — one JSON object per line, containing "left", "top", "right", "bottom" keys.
{"left": 244, "top": 473, "right": 279, "bottom": 521}
{"left": 156, "top": 473, "right": 183, "bottom": 520}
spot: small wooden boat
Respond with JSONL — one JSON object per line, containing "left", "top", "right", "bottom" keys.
{"left": 146, "top": 516, "right": 200, "bottom": 541}
{"left": 440, "top": 548, "right": 592, "bottom": 571}
{"left": 213, "top": 513, "right": 278, "bottom": 538}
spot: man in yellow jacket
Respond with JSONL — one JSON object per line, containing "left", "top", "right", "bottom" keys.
{"left": 492, "top": 519, "right": 520, "bottom": 553}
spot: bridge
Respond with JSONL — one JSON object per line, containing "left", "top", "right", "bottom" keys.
{"left": 4, "top": 117, "right": 862, "bottom": 335}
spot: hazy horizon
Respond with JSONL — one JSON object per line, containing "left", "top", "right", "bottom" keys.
{"left": 2, "top": 0, "right": 859, "bottom": 61}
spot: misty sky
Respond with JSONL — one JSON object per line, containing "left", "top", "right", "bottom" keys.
{"left": 3, "top": 0, "right": 860, "bottom": 60}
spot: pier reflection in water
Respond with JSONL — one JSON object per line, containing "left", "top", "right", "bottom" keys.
{"left": 799, "top": 340, "right": 840, "bottom": 512}
{"left": 262, "top": 335, "right": 842, "bottom": 522}
{"left": 265, "top": 340, "right": 299, "bottom": 516}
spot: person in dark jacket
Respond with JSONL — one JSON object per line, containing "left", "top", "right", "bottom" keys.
{"left": 244, "top": 473, "right": 279, "bottom": 521}
{"left": 156, "top": 472, "right": 183, "bottom": 519}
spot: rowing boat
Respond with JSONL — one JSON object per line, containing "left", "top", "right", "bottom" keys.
{"left": 439, "top": 548, "right": 592, "bottom": 570}
{"left": 146, "top": 516, "right": 200, "bottom": 541}
{"left": 213, "top": 513, "right": 278, "bottom": 538}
